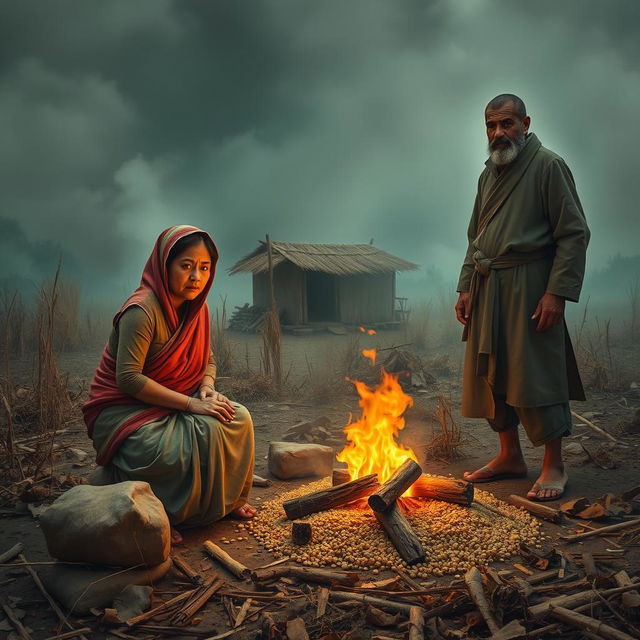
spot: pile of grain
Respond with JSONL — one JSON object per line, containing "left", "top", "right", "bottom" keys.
{"left": 247, "top": 478, "right": 543, "bottom": 579}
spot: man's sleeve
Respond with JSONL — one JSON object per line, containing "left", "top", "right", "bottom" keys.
{"left": 543, "top": 158, "right": 590, "bottom": 302}
{"left": 456, "top": 187, "right": 481, "bottom": 293}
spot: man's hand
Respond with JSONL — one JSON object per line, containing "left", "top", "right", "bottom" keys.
{"left": 531, "top": 293, "right": 565, "bottom": 332}
{"left": 455, "top": 292, "right": 470, "bottom": 325}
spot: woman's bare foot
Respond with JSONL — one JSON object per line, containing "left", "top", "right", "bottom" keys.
{"left": 230, "top": 503, "right": 257, "bottom": 519}
{"left": 170, "top": 527, "right": 184, "bottom": 545}
{"left": 463, "top": 454, "right": 528, "bottom": 482}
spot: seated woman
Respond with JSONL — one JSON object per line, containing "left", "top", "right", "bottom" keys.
{"left": 83, "top": 225, "right": 256, "bottom": 544}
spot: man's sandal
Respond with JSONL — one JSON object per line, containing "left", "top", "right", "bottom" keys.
{"left": 526, "top": 473, "right": 568, "bottom": 502}
{"left": 463, "top": 464, "right": 528, "bottom": 483}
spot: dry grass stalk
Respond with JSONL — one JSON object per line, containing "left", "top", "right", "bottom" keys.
{"left": 211, "top": 296, "right": 235, "bottom": 377}
{"left": 36, "top": 261, "right": 73, "bottom": 434}
{"left": 424, "top": 395, "right": 465, "bottom": 462}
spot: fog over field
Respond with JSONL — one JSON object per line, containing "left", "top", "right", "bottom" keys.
{"left": 0, "top": 0, "right": 639, "bottom": 318}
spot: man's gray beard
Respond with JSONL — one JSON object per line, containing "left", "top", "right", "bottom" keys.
{"left": 488, "top": 133, "right": 526, "bottom": 166}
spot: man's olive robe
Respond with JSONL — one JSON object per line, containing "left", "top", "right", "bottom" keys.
{"left": 457, "top": 133, "right": 590, "bottom": 419}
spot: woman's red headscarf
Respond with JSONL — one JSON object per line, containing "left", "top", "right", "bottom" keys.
{"left": 82, "top": 225, "right": 219, "bottom": 464}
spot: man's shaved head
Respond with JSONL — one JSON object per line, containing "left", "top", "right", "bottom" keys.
{"left": 486, "top": 94, "right": 527, "bottom": 119}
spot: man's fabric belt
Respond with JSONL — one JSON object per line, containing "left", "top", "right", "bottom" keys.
{"left": 465, "top": 247, "right": 555, "bottom": 374}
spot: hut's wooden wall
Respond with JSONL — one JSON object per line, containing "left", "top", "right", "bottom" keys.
{"left": 338, "top": 273, "right": 395, "bottom": 324}
{"left": 253, "top": 262, "right": 305, "bottom": 324}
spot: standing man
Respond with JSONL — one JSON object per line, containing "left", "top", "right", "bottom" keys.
{"left": 456, "top": 94, "right": 589, "bottom": 501}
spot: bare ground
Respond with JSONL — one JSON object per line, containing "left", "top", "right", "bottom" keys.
{"left": 1, "top": 328, "right": 639, "bottom": 638}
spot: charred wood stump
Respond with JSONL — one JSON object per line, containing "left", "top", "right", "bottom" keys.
{"left": 282, "top": 474, "right": 379, "bottom": 520}
{"left": 291, "top": 521, "right": 313, "bottom": 545}
{"left": 374, "top": 501, "right": 425, "bottom": 566}
{"left": 368, "top": 459, "right": 422, "bottom": 513}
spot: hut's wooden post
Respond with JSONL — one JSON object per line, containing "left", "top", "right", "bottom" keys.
{"left": 266, "top": 234, "right": 276, "bottom": 311}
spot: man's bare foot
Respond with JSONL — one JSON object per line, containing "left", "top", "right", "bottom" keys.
{"left": 463, "top": 455, "right": 528, "bottom": 483}
{"left": 170, "top": 527, "right": 184, "bottom": 545}
{"left": 230, "top": 503, "right": 257, "bottom": 519}
{"left": 527, "top": 469, "right": 568, "bottom": 501}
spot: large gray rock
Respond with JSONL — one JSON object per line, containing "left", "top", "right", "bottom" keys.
{"left": 40, "top": 481, "right": 170, "bottom": 567}
{"left": 41, "top": 558, "right": 171, "bottom": 614}
{"left": 268, "top": 441, "right": 334, "bottom": 480}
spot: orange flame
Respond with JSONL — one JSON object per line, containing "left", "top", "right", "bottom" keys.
{"left": 358, "top": 326, "right": 366, "bottom": 333}
{"left": 336, "top": 369, "right": 417, "bottom": 485}
{"left": 367, "top": 329, "right": 376, "bottom": 335}
{"left": 362, "top": 348, "right": 377, "bottom": 366}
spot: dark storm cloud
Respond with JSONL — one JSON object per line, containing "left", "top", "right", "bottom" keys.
{"left": 0, "top": 0, "right": 638, "bottom": 308}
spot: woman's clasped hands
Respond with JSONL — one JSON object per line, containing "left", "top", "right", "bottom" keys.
{"left": 188, "top": 385, "right": 236, "bottom": 422}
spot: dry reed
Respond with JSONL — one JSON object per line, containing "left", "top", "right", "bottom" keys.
{"left": 424, "top": 395, "right": 466, "bottom": 462}
{"left": 211, "top": 296, "right": 235, "bottom": 377}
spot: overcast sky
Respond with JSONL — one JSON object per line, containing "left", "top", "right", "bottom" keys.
{"left": 1, "top": 0, "right": 639, "bottom": 311}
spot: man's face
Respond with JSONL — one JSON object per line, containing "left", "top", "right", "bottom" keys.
{"left": 485, "top": 102, "right": 531, "bottom": 166}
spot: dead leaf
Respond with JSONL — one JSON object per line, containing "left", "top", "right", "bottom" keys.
{"left": 101, "top": 608, "right": 123, "bottom": 624}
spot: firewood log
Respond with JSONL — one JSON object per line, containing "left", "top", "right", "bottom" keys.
{"left": 410, "top": 474, "right": 474, "bottom": 505}
{"left": 561, "top": 517, "right": 640, "bottom": 542}
{"left": 203, "top": 540, "right": 251, "bottom": 579}
{"left": 368, "top": 459, "right": 422, "bottom": 512}
{"left": 373, "top": 501, "right": 425, "bottom": 566}
{"left": 282, "top": 474, "right": 379, "bottom": 519}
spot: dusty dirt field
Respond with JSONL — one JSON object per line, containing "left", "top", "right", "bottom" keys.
{"left": 1, "top": 328, "right": 639, "bottom": 638}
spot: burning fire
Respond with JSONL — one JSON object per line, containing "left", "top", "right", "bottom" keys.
{"left": 337, "top": 349, "right": 417, "bottom": 486}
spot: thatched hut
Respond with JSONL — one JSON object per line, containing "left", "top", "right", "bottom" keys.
{"left": 229, "top": 241, "right": 419, "bottom": 326}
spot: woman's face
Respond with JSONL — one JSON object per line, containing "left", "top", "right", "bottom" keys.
{"left": 167, "top": 239, "right": 212, "bottom": 308}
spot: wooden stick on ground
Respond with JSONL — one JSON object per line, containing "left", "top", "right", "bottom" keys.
{"left": 42, "top": 629, "right": 92, "bottom": 640}
{"left": 373, "top": 501, "right": 425, "bottom": 566}
{"left": 233, "top": 598, "right": 253, "bottom": 628}
{"left": 282, "top": 473, "right": 379, "bottom": 519}
{"left": 368, "top": 459, "right": 422, "bottom": 512}
{"left": 571, "top": 410, "right": 624, "bottom": 444}
{"left": 528, "top": 581, "right": 640, "bottom": 618}
{"left": 203, "top": 540, "right": 251, "bottom": 579}
{"left": 251, "top": 564, "right": 359, "bottom": 586}
{"left": 1, "top": 600, "right": 33, "bottom": 640}
{"left": 464, "top": 566, "right": 500, "bottom": 635}
{"left": 316, "top": 587, "right": 329, "bottom": 618}
{"left": 410, "top": 474, "right": 474, "bottom": 505}
{"left": 507, "top": 494, "right": 563, "bottom": 523}
{"left": 126, "top": 589, "right": 195, "bottom": 626}
{"left": 550, "top": 604, "right": 637, "bottom": 640}
{"left": 561, "top": 518, "right": 640, "bottom": 542}
{"left": 614, "top": 570, "right": 640, "bottom": 615}
{"left": 329, "top": 590, "right": 421, "bottom": 615}
{"left": 408, "top": 606, "right": 424, "bottom": 640}
{"left": 172, "top": 574, "right": 225, "bottom": 627}
{"left": 172, "top": 553, "right": 203, "bottom": 584}
{"left": 0, "top": 542, "right": 24, "bottom": 564}
{"left": 17, "top": 554, "right": 89, "bottom": 640}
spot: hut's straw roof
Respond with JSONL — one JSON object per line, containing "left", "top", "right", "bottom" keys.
{"left": 229, "top": 241, "right": 419, "bottom": 276}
